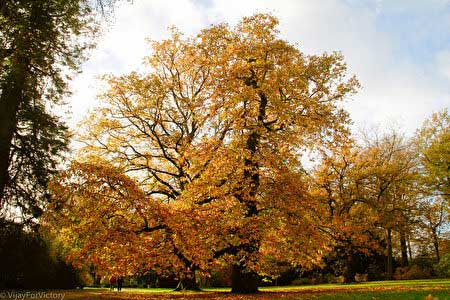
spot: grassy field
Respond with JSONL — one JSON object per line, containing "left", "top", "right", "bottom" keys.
{"left": 1, "top": 279, "right": 449, "bottom": 300}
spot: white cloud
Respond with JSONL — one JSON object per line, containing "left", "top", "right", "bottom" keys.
{"left": 68, "top": 0, "right": 209, "bottom": 126}
{"left": 68, "top": 0, "right": 450, "bottom": 136}
{"left": 436, "top": 50, "right": 450, "bottom": 81}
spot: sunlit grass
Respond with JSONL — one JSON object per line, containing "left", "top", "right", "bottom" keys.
{"left": 313, "top": 289, "right": 450, "bottom": 300}
{"left": 82, "top": 278, "right": 450, "bottom": 294}
{"left": 258, "top": 278, "right": 450, "bottom": 291}
{"left": 16, "top": 279, "right": 449, "bottom": 300}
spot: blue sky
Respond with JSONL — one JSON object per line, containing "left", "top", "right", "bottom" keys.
{"left": 69, "top": 0, "right": 450, "bottom": 135}
{"left": 374, "top": 1, "right": 450, "bottom": 73}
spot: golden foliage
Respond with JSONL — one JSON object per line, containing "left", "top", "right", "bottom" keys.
{"left": 46, "top": 14, "right": 359, "bottom": 281}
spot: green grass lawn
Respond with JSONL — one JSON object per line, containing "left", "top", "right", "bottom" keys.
{"left": 3, "top": 279, "right": 449, "bottom": 300}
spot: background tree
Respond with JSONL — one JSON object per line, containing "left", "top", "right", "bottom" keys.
{"left": 417, "top": 197, "right": 448, "bottom": 261}
{"left": 415, "top": 109, "right": 449, "bottom": 203}
{"left": 312, "top": 139, "right": 383, "bottom": 282}
{"left": 0, "top": 0, "right": 121, "bottom": 290}
{"left": 415, "top": 109, "right": 450, "bottom": 262}
{"left": 358, "top": 130, "right": 419, "bottom": 279}
{"left": 0, "top": 0, "right": 100, "bottom": 223}
{"left": 55, "top": 14, "right": 359, "bottom": 293}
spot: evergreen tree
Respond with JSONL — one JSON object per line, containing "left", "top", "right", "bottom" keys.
{"left": 0, "top": 0, "right": 101, "bottom": 223}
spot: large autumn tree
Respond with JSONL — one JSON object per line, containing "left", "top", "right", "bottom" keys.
{"left": 49, "top": 14, "right": 359, "bottom": 293}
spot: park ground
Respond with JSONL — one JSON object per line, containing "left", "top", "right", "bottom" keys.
{"left": 1, "top": 279, "right": 449, "bottom": 300}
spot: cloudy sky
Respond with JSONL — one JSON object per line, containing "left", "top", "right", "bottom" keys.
{"left": 68, "top": 0, "right": 450, "bottom": 135}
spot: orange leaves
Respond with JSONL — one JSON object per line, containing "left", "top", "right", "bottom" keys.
{"left": 47, "top": 13, "right": 362, "bottom": 284}
{"left": 45, "top": 161, "right": 173, "bottom": 275}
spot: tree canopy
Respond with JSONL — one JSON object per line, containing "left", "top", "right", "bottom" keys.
{"left": 416, "top": 109, "right": 450, "bottom": 204}
{"left": 47, "top": 13, "right": 360, "bottom": 292}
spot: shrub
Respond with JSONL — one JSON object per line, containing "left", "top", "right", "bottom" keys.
{"left": 291, "top": 278, "right": 314, "bottom": 285}
{"left": 434, "top": 253, "right": 450, "bottom": 278}
{"left": 332, "top": 275, "right": 345, "bottom": 284}
{"left": 394, "top": 265, "right": 433, "bottom": 280}
{"left": 354, "top": 273, "right": 368, "bottom": 282}
{"left": 0, "top": 219, "right": 83, "bottom": 289}
{"left": 393, "top": 267, "right": 409, "bottom": 280}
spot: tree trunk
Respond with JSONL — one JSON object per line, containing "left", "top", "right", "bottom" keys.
{"left": 94, "top": 275, "right": 101, "bottom": 286}
{"left": 407, "top": 235, "right": 413, "bottom": 261}
{"left": 0, "top": 61, "right": 27, "bottom": 205}
{"left": 0, "top": 1, "right": 35, "bottom": 206}
{"left": 174, "top": 276, "right": 200, "bottom": 291}
{"left": 342, "top": 255, "right": 355, "bottom": 283}
{"left": 229, "top": 84, "right": 267, "bottom": 294}
{"left": 400, "top": 230, "right": 408, "bottom": 267}
{"left": 386, "top": 228, "right": 393, "bottom": 280}
{"left": 231, "top": 264, "right": 259, "bottom": 293}
{"left": 431, "top": 227, "right": 440, "bottom": 262}
{"left": 172, "top": 242, "right": 200, "bottom": 291}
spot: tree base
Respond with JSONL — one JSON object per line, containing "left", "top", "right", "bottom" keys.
{"left": 231, "top": 265, "right": 259, "bottom": 294}
{"left": 174, "top": 278, "right": 201, "bottom": 291}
